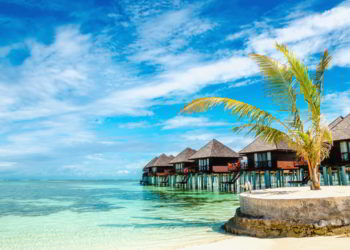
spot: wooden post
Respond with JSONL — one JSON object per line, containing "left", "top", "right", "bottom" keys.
{"left": 341, "top": 166, "right": 348, "bottom": 185}
{"left": 258, "top": 172, "right": 262, "bottom": 189}
{"left": 264, "top": 171, "right": 268, "bottom": 189}
{"left": 337, "top": 169, "right": 341, "bottom": 185}
{"left": 252, "top": 171, "right": 256, "bottom": 189}
{"left": 210, "top": 175, "right": 215, "bottom": 190}
{"left": 322, "top": 166, "right": 328, "bottom": 186}
{"left": 328, "top": 168, "right": 333, "bottom": 186}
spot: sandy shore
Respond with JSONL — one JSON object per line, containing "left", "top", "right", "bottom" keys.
{"left": 179, "top": 235, "right": 350, "bottom": 250}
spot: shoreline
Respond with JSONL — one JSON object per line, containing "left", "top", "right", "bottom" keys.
{"left": 177, "top": 235, "right": 350, "bottom": 250}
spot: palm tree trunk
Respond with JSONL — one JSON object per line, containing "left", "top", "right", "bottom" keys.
{"left": 310, "top": 166, "right": 321, "bottom": 190}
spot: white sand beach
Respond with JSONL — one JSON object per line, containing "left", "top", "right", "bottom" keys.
{"left": 179, "top": 235, "right": 350, "bottom": 250}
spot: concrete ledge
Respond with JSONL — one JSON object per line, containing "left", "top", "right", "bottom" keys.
{"left": 224, "top": 208, "right": 350, "bottom": 238}
{"left": 240, "top": 186, "right": 350, "bottom": 224}
{"left": 224, "top": 187, "right": 350, "bottom": 237}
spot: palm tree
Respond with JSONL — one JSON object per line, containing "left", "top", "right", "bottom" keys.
{"left": 182, "top": 43, "right": 332, "bottom": 190}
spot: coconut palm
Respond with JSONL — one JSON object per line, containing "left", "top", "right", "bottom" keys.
{"left": 182, "top": 43, "right": 332, "bottom": 190}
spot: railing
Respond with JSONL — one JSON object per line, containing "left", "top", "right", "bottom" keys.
{"left": 294, "top": 159, "right": 308, "bottom": 167}
{"left": 176, "top": 168, "right": 185, "bottom": 173}
{"left": 228, "top": 162, "right": 243, "bottom": 171}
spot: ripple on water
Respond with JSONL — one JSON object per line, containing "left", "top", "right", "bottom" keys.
{"left": 0, "top": 180, "right": 239, "bottom": 249}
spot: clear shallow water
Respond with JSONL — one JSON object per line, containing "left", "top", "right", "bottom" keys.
{"left": 0, "top": 180, "right": 239, "bottom": 250}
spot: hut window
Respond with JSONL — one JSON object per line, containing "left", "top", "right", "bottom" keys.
{"left": 267, "top": 152, "right": 271, "bottom": 167}
{"left": 340, "top": 141, "right": 349, "bottom": 161}
{"left": 199, "top": 158, "right": 209, "bottom": 171}
{"left": 176, "top": 163, "right": 184, "bottom": 172}
{"left": 254, "top": 152, "right": 271, "bottom": 168}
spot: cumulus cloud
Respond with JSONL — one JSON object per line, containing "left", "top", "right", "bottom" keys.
{"left": 162, "top": 116, "right": 230, "bottom": 130}
{"left": 323, "top": 90, "right": 350, "bottom": 123}
{"left": 0, "top": 162, "right": 17, "bottom": 171}
{"left": 117, "top": 170, "right": 130, "bottom": 175}
{"left": 117, "top": 122, "right": 150, "bottom": 129}
{"left": 244, "top": 2, "right": 350, "bottom": 64}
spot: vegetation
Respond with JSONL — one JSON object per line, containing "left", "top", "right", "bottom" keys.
{"left": 182, "top": 43, "right": 332, "bottom": 190}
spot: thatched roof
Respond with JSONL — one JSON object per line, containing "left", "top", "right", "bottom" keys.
{"left": 143, "top": 157, "right": 158, "bottom": 170}
{"left": 189, "top": 139, "right": 239, "bottom": 159}
{"left": 329, "top": 114, "right": 350, "bottom": 141}
{"left": 170, "top": 148, "right": 197, "bottom": 164}
{"left": 239, "top": 137, "right": 292, "bottom": 154}
{"left": 151, "top": 154, "right": 175, "bottom": 167}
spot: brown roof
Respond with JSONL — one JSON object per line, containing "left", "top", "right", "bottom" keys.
{"left": 170, "top": 148, "right": 197, "bottom": 164}
{"left": 143, "top": 157, "right": 158, "bottom": 170}
{"left": 329, "top": 114, "right": 350, "bottom": 141}
{"left": 329, "top": 116, "right": 344, "bottom": 129}
{"left": 189, "top": 139, "right": 239, "bottom": 159}
{"left": 239, "top": 137, "right": 292, "bottom": 154}
{"left": 151, "top": 154, "right": 175, "bottom": 167}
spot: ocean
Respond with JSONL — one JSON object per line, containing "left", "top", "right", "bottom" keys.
{"left": 0, "top": 180, "right": 239, "bottom": 250}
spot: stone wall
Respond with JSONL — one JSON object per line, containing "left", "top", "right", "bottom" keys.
{"left": 225, "top": 187, "right": 350, "bottom": 237}
{"left": 224, "top": 208, "right": 350, "bottom": 238}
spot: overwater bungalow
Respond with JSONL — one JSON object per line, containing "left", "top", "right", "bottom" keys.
{"left": 324, "top": 114, "right": 350, "bottom": 167}
{"left": 140, "top": 157, "right": 158, "bottom": 184}
{"left": 170, "top": 147, "right": 197, "bottom": 174}
{"left": 239, "top": 138, "right": 302, "bottom": 170}
{"left": 142, "top": 157, "right": 158, "bottom": 176}
{"left": 189, "top": 139, "right": 240, "bottom": 173}
{"left": 149, "top": 154, "right": 175, "bottom": 176}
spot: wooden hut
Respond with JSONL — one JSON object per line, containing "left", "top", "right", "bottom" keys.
{"left": 149, "top": 154, "right": 175, "bottom": 176}
{"left": 189, "top": 139, "right": 240, "bottom": 173}
{"left": 239, "top": 138, "right": 301, "bottom": 170}
{"left": 170, "top": 148, "right": 197, "bottom": 174}
{"left": 324, "top": 114, "right": 350, "bottom": 166}
{"left": 140, "top": 157, "right": 158, "bottom": 184}
{"left": 143, "top": 157, "right": 158, "bottom": 177}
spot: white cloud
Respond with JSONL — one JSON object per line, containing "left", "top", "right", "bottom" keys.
{"left": 100, "top": 55, "right": 257, "bottom": 114}
{"left": 85, "top": 154, "right": 105, "bottom": 161}
{"left": 162, "top": 116, "right": 230, "bottom": 130}
{"left": 226, "top": 29, "right": 252, "bottom": 41}
{"left": 333, "top": 46, "right": 350, "bottom": 67}
{"left": 118, "top": 121, "right": 150, "bottom": 129}
{"left": 181, "top": 132, "right": 217, "bottom": 142}
{"left": 229, "top": 79, "right": 259, "bottom": 88}
{"left": 323, "top": 90, "right": 350, "bottom": 123}
{"left": 244, "top": 3, "right": 350, "bottom": 66}
{"left": 116, "top": 170, "right": 129, "bottom": 175}
{"left": 128, "top": 4, "right": 215, "bottom": 69}
{"left": 0, "top": 162, "right": 17, "bottom": 171}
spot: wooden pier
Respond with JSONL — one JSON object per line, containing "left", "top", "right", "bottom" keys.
{"left": 140, "top": 166, "right": 350, "bottom": 193}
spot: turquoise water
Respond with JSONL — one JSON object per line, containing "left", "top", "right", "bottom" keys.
{"left": 0, "top": 180, "right": 239, "bottom": 250}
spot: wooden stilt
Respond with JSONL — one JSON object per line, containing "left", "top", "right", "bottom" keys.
{"left": 341, "top": 166, "right": 348, "bottom": 185}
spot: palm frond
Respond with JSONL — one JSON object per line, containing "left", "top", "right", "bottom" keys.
{"left": 314, "top": 49, "right": 331, "bottom": 95}
{"left": 276, "top": 43, "right": 320, "bottom": 126}
{"left": 232, "top": 123, "right": 290, "bottom": 145}
{"left": 182, "top": 97, "right": 290, "bottom": 130}
{"left": 249, "top": 53, "right": 295, "bottom": 112}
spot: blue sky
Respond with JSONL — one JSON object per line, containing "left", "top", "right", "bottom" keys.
{"left": 0, "top": 0, "right": 350, "bottom": 179}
